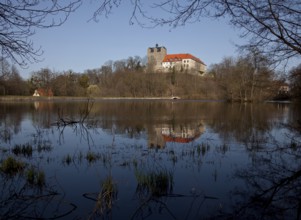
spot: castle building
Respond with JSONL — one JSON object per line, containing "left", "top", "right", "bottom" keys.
{"left": 147, "top": 44, "right": 167, "bottom": 72}
{"left": 147, "top": 44, "right": 206, "bottom": 75}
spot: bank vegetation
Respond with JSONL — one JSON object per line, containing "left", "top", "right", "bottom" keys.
{"left": 0, "top": 52, "right": 299, "bottom": 102}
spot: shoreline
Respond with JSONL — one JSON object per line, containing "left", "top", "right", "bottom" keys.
{"left": 0, "top": 96, "right": 186, "bottom": 102}
{"left": 0, "top": 95, "right": 293, "bottom": 103}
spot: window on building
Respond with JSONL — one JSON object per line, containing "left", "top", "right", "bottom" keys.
{"left": 157, "top": 47, "right": 161, "bottom": 52}
{"left": 150, "top": 48, "right": 154, "bottom": 52}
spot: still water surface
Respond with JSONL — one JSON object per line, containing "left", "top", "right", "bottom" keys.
{"left": 0, "top": 100, "right": 300, "bottom": 219}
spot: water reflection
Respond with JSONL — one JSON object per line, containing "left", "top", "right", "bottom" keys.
{"left": 0, "top": 100, "right": 300, "bottom": 219}
{"left": 233, "top": 138, "right": 301, "bottom": 219}
{"left": 149, "top": 122, "right": 205, "bottom": 148}
{"left": 0, "top": 100, "right": 296, "bottom": 146}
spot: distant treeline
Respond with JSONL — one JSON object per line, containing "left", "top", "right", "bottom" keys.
{"left": 0, "top": 53, "right": 300, "bottom": 102}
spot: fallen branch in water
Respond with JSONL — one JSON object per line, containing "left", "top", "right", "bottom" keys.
{"left": 52, "top": 98, "right": 95, "bottom": 126}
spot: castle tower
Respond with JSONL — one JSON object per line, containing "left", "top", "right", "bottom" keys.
{"left": 147, "top": 44, "right": 167, "bottom": 72}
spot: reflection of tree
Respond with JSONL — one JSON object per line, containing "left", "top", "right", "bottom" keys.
{"left": 53, "top": 99, "right": 99, "bottom": 147}
{"left": 0, "top": 100, "right": 295, "bottom": 145}
{"left": 287, "top": 103, "right": 301, "bottom": 135}
{"left": 0, "top": 162, "right": 76, "bottom": 219}
{"left": 0, "top": 102, "right": 57, "bottom": 144}
{"left": 2, "top": 101, "right": 286, "bottom": 148}
{"left": 209, "top": 103, "right": 288, "bottom": 144}
{"left": 0, "top": 103, "right": 28, "bottom": 143}
{"left": 0, "top": 126, "right": 74, "bottom": 218}
{"left": 231, "top": 134, "right": 301, "bottom": 219}
{"left": 55, "top": 121, "right": 97, "bottom": 148}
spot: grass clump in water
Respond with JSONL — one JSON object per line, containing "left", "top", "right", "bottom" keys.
{"left": 62, "top": 154, "right": 72, "bottom": 165}
{"left": 135, "top": 168, "right": 174, "bottom": 197}
{"left": 0, "top": 156, "right": 25, "bottom": 175}
{"left": 132, "top": 158, "right": 138, "bottom": 169}
{"left": 91, "top": 175, "right": 118, "bottom": 217}
{"left": 12, "top": 144, "right": 33, "bottom": 157}
{"left": 26, "top": 167, "right": 45, "bottom": 187}
{"left": 86, "top": 151, "right": 101, "bottom": 163}
{"left": 37, "top": 143, "right": 52, "bottom": 153}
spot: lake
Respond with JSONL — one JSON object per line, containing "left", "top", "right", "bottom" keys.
{"left": 0, "top": 99, "right": 300, "bottom": 219}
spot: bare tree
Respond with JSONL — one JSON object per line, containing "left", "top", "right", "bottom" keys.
{"left": 5, "top": 65, "right": 29, "bottom": 95}
{"left": 220, "top": 0, "right": 301, "bottom": 63}
{"left": 0, "top": 57, "right": 10, "bottom": 80}
{"left": 113, "top": 59, "right": 127, "bottom": 73}
{"left": 126, "top": 56, "right": 143, "bottom": 71}
{"left": 289, "top": 64, "right": 301, "bottom": 100}
{"left": 92, "top": 0, "right": 301, "bottom": 64}
{"left": 211, "top": 53, "right": 275, "bottom": 102}
{"left": 0, "top": 0, "right": 81, "bottom": 66}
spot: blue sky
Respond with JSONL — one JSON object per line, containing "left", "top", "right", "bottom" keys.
{"left": 23, "top": 1, "right": 244, "bottom": 79}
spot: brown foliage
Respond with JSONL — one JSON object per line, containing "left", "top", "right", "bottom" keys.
{"left": 97, "top": 70, "right": 221, "bottom": 99}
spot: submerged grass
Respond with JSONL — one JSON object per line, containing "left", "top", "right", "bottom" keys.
{"left": 26, "top": 166, "right": 45, "bottom": 187}
{"left": 86, "top": 151, "right": 101, "bottom": 163}
{"left": 11, "top": 142, "right": 52, "bottom": 157}
{"left": 62, "top": 154, "right": 72, "bottom": 165}
{"left": 198, "top": 142, "right": 210, "bottom": 156}
{"left": 61, "top": 151, "right": 112, "bottom": 166}
{"left": 37, "top": 143, "right": 52, "bottom": 153}
{"left": 132, "top": 158, "right": 138, "bottom": 169}
{"left": 12, "top": 144, "right": 33, "bottom": 157}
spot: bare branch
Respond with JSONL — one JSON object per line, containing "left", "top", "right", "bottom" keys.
{"left": 91, "top": 0, "right": 301, "bottom": 64}
{"left": 0, "top": 0, "right": 81, "bottom": 67}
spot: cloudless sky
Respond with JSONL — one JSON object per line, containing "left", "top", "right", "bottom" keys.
{"left": 23, "top": 1, "right": 245, "bottom": 79}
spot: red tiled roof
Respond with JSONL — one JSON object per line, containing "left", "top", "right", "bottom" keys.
{"left": 162, "top": 53, "right": 205, "bottom": 65}
{"left": 37, "top": 88, "right": 53, "bottom": 97}
{"left": 162, "top": 133, "right": 201, "bottom": 143}
{"left": 162, "top": 135, "right": 195, "bottom": 143}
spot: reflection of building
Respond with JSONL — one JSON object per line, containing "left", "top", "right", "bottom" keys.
{"left": 148, "top": 123, "right": 205, "bottom": 148}
{"left": 33, "top": 101, "right": 54, "bottom": 112}
{"left": 274, "top": 84, "right": 291, "bottom": 100}
{"left": 278, "top": 85, "right": 290, "bottom": 94}
{"left": 161, "top": 127, "right": 201, "bottom": 143}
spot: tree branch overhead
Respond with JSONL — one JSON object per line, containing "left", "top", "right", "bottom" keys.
{"left": 0, "top": 0, "right": 81, "bottom": 67}
{"left": 91, "top": 0, "right": 301, "bottom": 64}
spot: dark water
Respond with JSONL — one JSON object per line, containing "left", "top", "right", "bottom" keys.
{"left": 0, "top": 100, "right": 300, "bottom": 219}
